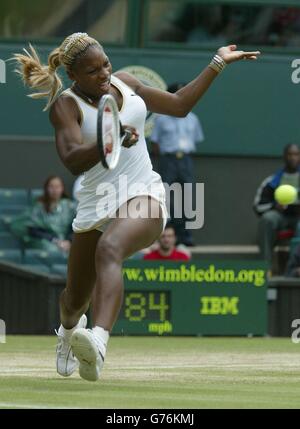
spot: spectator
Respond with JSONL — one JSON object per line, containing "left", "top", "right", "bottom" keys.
{"left": 253, "top": 143, "right": 300, "bottom": 266}
{"left": 150, "top": 82, "right": 204, "bottom": 246}
{"left": 10, "top": 175, "right": 76, "bottom": 253}
{"left": 285, "top": 243, "right": 300, "bottom": 277}
{"left": 143, "top": 224, "right": 191, "bottom": 261}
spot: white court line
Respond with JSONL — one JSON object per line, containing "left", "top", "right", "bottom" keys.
{"left": 2, "top": 363, "right": 300, "bottom": 371}
{"left": 0, "top": 368, "right": 52, "bottom": 373}
{"left": 0, "top": 402, "right": 79, "bottom": 409}
{"left": 1, "top": 361, "right": 300, "bottom": 376}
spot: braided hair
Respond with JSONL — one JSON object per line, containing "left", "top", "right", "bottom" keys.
{"left": 11, "top": 32, "right": 102, "bottom": 111}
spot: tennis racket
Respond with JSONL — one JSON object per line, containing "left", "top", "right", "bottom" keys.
{"left": 97, "top": 94, "right": 132, "bottom": 170}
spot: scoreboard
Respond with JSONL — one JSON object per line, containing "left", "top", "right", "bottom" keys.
{"left": 112, "top": 260, "right": 267, "bottom": 336}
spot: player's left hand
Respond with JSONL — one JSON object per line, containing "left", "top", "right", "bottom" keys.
{"left": 217, "top": 45, "right": 261, "bottom": 64}
{"left": 121, "top": 125, "right": 139, "bottom": 148}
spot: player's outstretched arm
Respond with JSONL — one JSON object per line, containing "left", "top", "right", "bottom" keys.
{"left": 115, "top": 45, "right": 260, "bottom": 117}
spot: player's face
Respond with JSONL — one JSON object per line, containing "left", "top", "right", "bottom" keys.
{"left": 69, "top": 46, "right": 112, "bottom": 98}
{"left": 159, "top": 228, "right": 176, "bottom": 251}
{"left": 285, "top": 146, "right": 300, "bottom": 171}
{"left": 47, "top": 178, "right": 64, "bottom": 201}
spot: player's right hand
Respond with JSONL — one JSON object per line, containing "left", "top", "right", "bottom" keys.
{"left": 121, "top": 125, "right": 139, "bottom": 148}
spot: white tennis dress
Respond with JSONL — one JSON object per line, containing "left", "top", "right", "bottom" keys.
{"left": 61, "top": 75, "right": 168, "bottom": 233}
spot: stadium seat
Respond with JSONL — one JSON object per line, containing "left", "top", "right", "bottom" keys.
{"left": 0, "top": 188, "right": 28, "bottom": 206}
{"left": 28, "top": 188, "right": 43, "bottom": 204}
{"left": 20, "top": 264, "right": 50, "bottom": 274}
{"left": 0, "top": 232, "right": 22, "bottom": 249}
{"left": 0, "top": 217, "right": 7, "bottom": 232}
{"left": 0, "top": 214, "right": 16, "bottom": 232}
{"left": 0, "top": 205, "right": 28, "bottom": 216}
{"left": 51, "top": 264, "right": 68, "bottom": 276}
{"left": 24, "top": 249, "right": 68, "bottom": 266}
{"left": 0, "top": 249, "right": 22, "bottom": 264}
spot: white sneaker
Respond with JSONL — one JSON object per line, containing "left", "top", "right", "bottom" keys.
{"left": 70, "top": 328, "right": 106, "bottom": 382}
{"left": 55, "top": 314, "right": 87, "bottom": 377}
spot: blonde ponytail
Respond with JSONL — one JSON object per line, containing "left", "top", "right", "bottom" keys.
{"left": 12, "top": 43, "right": 63, "bottom": 111}
{"left": 12, "top": 33, "right": 102, "bottom": 112}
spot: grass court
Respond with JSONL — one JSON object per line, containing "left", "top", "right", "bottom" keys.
{"left": 0, "top": 336, "right": 299, "bottom": 409}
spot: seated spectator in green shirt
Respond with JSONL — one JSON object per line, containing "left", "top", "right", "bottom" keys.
{"left": 10, "top": 175, "right": 76, "bottom": 253}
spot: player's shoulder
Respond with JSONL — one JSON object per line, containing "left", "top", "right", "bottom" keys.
{"left": 49, "top": 92, "right": 79, "bottom": 126}
{"left": 113, "top": 71, "right": 134, "bottom": 83}
{"left": 50, "top": 91, "right": 77, "bottom": 113}
{"left": 113, "top": 71, "right": 141, "bottom": 92}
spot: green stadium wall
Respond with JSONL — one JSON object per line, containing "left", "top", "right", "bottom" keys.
{"left": 0, "top": 44, "right": 299, "bottom": 156}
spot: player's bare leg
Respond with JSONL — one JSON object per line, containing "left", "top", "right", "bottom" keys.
{"left": 56, "top": 229, "right": 101, "bottom": 377}
{"left": 60, "top": 229, "right": 102, "bottom": 328}
{"left": 71, "top": 196, "right": 164, "bottom": 381}
{"left": 93, "top": 196, "right": 163, "bottom": 329}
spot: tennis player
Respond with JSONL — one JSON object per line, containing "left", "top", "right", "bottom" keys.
{"left": 13, "top": 33, "right": 260, "bottom": 382}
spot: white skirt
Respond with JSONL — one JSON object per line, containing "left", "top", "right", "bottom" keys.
{"left": 72, "top": 172, "right": 169, "bottom": 234}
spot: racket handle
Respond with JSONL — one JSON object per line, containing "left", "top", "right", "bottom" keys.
{"left": 120, "top": 121, "right": 132, "bottom": 145}
{"left": 119, "top": 120, "right": 125, "bottom": 137}
{"left": 120, "top": 128, "right": 133, "bottom": 145}
{"left": 120, "top": 121, "right": 132, "bottom": 137}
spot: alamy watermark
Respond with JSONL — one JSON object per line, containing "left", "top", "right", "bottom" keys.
{"left": 291, "top": 319, "right": 300, "bottom": 343}
{"left": 0, "top": 319, "right": 6, "bottom": 343}
{"left": 291, "top": 59, "right": 300, "bottom": 84}
{"left": 94, "top": 175, "right": 204, "bottom": 230}
{"left": 0, "top": 59, "right": 6, "bottom": 83}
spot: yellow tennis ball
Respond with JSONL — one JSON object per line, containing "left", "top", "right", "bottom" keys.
{"left": 274, "top": 185, "right": 297, "bottom": 205}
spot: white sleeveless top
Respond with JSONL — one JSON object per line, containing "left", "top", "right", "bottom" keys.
{"left": 60, "top": 75, "right": 168, "bottom": 232}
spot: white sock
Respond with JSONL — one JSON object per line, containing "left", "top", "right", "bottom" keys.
{"left": 58, "top": 317, "right": 82, "bottom": 339}
{"left": 92, "top": 326, "right": 110, "bottom": 351}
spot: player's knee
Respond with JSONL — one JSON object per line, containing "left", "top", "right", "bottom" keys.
{"left": 95, "top": 236, "right": 123, "bottom": 265}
